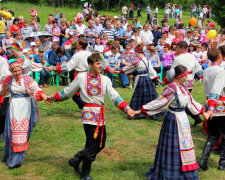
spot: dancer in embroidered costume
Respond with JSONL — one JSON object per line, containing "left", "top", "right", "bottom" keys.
{"left": 46, "top": 52, "right": 135, "bottom": 180}
{"left": 163, "top": 41, "right": 204, "bottom": 127}
{"left": 10, "top": 43, "right": 44, "bottom": 123}
{"left": 46, "top": 38, "right": 115, "bottom": 109}
{"left": 135, "top": 65, "right": 209, "bottom": 180}
{"left": 119, "top": 43, "right": 163, "bottom": 119}
{"left": 0, "top": 56, "right": 11, "bottom": 142}
{"left": 199, "top": 47, "right": 225, "bottom": 171}
{"left": 10, "top": 43, "right": 43, "bottom": 75}
{"left": 0, "top": 62, "right": 48, "bottom": 169}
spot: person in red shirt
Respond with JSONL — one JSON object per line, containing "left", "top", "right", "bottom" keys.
{"left": 10, "top": 18, "right": 20, "bottom": 37}
{"left": 18, "top": 16, "right": 24, "bottom": 28}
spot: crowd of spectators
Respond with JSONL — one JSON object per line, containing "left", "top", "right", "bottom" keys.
{"left": 0, "top": 5, "right": 224, "bottom": 88}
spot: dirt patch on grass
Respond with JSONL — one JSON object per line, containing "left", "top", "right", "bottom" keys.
{"left": 99, "top": 147, "right": 123, "bottom": 162}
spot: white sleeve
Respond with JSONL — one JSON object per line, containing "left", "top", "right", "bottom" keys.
{"left": 66, "top": 54, "right": 77, "bottom": 72}
{"left": 63, "top": 77, "right": 80, "bottom": 98}
{"left": 52, "top": 76, "right": 80, "bottom": 102}
{"left": 105, "top": 77, "right": 129, "bottom": 112}
{"left": 121, "top": 63, "right": 138, "bottom": 74}
{"left": 148, "top": 61, "right": 158, "bottom": 79}
{"left": 186, "top": 92, "right": 204, "bottom": 115}
{"left": 142, "top": 87, "right": 175, "bottom": 116}
{"left": 29, "top": 61, "right": 43, "bottom": 72}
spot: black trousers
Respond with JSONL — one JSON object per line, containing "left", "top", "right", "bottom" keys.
{"left": 207, "top": 116, "right": 225, "bottom": 143}
{"left": 0, "top": 97, "right": 9, "bottom": 134}
{"left": 75, "top": 124, "right": 106, "bottom": 162}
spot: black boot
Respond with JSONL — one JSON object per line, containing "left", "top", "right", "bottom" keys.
{"left": 199, "top": 141, "right": 214, "bottom": 170}
{"left": 80, "top": 159, "right": 93, "bottom": 180}
{"left": 218, "top": 139, "right": 225, "bottom": 170}
{"left": 192, "top": 117, "right": 202, "bottom": 127}
{"left": 68, "top": 152, "right": 84, "bottom": 174}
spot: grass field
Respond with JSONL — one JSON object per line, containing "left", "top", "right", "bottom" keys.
{"left": 0, "top": 2, "right": 224, "bottom": 180}
{"left": 0, "top": 2, "right": 221, "bottom": 31}
{"left": 0, "top": 81, "right": 225, "bottom": 180}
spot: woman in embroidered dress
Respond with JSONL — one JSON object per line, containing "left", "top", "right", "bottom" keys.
{"left": 120, "top": 44, "right": 163, "bottom": 119}
{"left": 0, "top": 62, "right": 47, "bottom": 169}
{"left": 135, "top": 65, "right": 209, "bottom": 180}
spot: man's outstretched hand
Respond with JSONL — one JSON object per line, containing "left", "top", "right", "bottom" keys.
{"left": 45, "top": 96, "right": 54, "bottom": 104}
{"left": 127, "top": 108, "right": 135, "bottom": 118}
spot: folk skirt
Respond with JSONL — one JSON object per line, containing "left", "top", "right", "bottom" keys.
{"left": 146, "top": 111, "right": 199, "bottom": 180}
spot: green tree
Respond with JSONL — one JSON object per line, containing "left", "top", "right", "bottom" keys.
{"left": 211, "top": 0, "right": 225, "bottom": 28}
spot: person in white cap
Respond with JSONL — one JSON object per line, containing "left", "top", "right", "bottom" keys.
{"left": 28, "top": 41, "right": 38, "bottom": 55}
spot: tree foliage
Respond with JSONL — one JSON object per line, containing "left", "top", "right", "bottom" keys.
{"left": 209, "top": 0, "right": 225, "bottom": 28}
{"left": 5, "top": 0, "right": 213, "bottom": 9}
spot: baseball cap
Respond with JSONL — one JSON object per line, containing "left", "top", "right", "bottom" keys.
{"left": 146, "top": 40, "right": 153, "bottom": 45}
{"left": 30, "top": 42, "right": 36, "bottom": 47}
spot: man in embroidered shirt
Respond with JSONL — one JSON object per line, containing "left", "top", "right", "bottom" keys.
{"left": 47, "top": 52, "right": 135, "bottom": 180}
{"left": 199, "top": 47, "right": 225, "bottom": 171}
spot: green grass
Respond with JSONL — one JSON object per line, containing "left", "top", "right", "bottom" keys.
{"left": 1, "top": 81, "right": 225, "bottom": 180}
{"left": 0, "top": 2, "right": 223, "bottom": 179}
{"left": 0, "top": 2, "right": 221, "bottom": 31}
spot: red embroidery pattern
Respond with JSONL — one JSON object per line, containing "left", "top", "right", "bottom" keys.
{"left": 10, "top": 118, "right": 29, "bottom": 152}
{"left": 87, "top": 72, "right": 101, "bottom": 96}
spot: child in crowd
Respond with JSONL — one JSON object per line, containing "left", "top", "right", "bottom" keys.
{"left": 193, "top": 44, "right": 202, "bottom": 65}
{"left": 101, "top": 33, "right": 108, "bottom": 47}
{"left": 156, "top": 38, "right": 165, "bottom": 56}
{"left": 13, "top": 30, "right": 25, "bottom": 49}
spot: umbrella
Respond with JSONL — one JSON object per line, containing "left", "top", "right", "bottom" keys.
{"left": 40, "top": 31, "right": 53, "bottom": 38}
{"left": 25, "top": 31, "right": 42, "bottom": 40}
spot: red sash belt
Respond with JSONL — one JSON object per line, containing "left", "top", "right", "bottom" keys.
{"left": 188, "top": 72, "right": 192, "bottom": 74}
{"left": 84, "top": 103, "right": 105, "bottom": 148}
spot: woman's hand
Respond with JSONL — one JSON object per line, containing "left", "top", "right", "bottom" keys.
{"left": 158, "top": 80, "right": 165, "bottom": 87}
{"left": 203, "top": 112, "right": 210, "bottom": 121}
{"left": 41, "top": 93, "right": 48, "bottom": 101}
{"left": 134, "top": 110, "right": 141, "bottom": 115}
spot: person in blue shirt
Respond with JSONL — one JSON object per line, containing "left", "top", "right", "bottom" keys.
{"left": 55, "top": 9, "right": 60, "bottom": 26}
{"left": 34, "top": 48, "right": 50, "bottom": 88}
{"left": 103, "top": 45, "right": 121, "bottom": 87}
{"left": 48, "top": 46, "right": 71, "bottom": 85}
{"left": 151, "top": 24, "right": 161, "bottom": 46}
{"left": 115, "top": 22, "right": 125, "bottom": 46}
